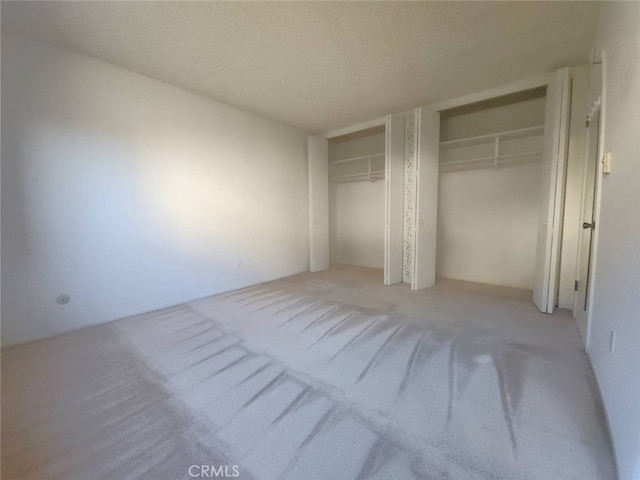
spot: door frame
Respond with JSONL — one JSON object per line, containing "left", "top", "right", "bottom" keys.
{"left": 532, "top": 67, "right": 572, "bottom": 314}
{"left": 319, "top": 118, "right": 398, "bottom": 283}
{"left": 308, "top": 136, "right": 330, "bottom": 273}
{"left": 412, "top": 107, "right": 440, "bottom": 290}
{"left": 384, "top": 114, "right": 406, "bottom": 285}
{"left": 427, "top": 70, "right": 570, "bottom": 302}
{"left": 573, "top": 56, "right": 606, "bottom": 351}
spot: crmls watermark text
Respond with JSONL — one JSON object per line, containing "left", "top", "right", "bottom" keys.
{"left": 188, "top": 465, "right": 240, "bottom": 478}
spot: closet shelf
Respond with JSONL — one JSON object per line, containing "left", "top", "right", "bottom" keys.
{"left": 440, "top": 151, "right": 542, "bottom": 172}
{"left": 439, "top": 125, "right": 544, "bottom": 149}
{"left": 330, "top": 170, "right": 385, "bottom": 183}
{"left": 330, "top": 152, "right": 385, "bottom": 165}
{"left": 330, "top": 151, "right": 386, "bottom": 183}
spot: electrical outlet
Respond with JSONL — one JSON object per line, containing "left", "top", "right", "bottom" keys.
{"left": 609, "top": 331, "right": 616, "bottom": 354}
{"left": 56, "top": 294, "right": 70, "bottom": 305}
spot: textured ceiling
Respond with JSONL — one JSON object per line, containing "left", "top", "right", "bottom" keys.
{"left": 1, "top": 1, "right": 599, "bottom": 133}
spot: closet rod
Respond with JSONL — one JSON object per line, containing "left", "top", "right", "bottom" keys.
{"left": 440, "top": 150, "right": 542, "bottom": 167}
{"left": 330, "top": 170, "right": 385, "bottom": 183}
{"left": 330, "top": 152, "right": 385, "bottom": 165}
{"left": 439, "top": 125, "right": 544, "bottom": 148}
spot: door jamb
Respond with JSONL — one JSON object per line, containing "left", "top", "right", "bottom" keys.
{"left": 575, "top": 53, "right": 606, "bottom": 352}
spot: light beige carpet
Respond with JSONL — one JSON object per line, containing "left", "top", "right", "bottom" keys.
{"left": 2, "top": 265, "right": 615, "bottom": 479}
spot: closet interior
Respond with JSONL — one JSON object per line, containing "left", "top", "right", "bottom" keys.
{"left": 436, "top": 88, "right": 547, "bottom": 291}
{"left": 328, "top": 126, "right": 386, "bottom": 272}
{"left": 309, "top": 68, "right": 590, "bottom": 315}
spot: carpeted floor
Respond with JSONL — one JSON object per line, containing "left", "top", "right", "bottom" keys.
{"left": 1, "top": 265, "right": 615, "bottom": 479}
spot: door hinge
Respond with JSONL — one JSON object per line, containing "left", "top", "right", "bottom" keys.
{"left": 574, "top": 280, "right": 579, "bottom": 291}
{"left": 586, "top": 119, "right": 590, "bottom": 128}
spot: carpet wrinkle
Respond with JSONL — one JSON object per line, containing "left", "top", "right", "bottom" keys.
{"left": 165, "top": 341, "right": 246, "bottom": 380}
{"left": 187, "top": 342, "right": 244, "bottom": 369}
{"left": 357, "top": 323, "right": 406, "bottom": 382}
{"left": 187, "top": 332, "right": 230, "bottom": 353}
{"left": 151, "top": 310, "right": 201, "bottom": 325}
{"left": 2, "top": 266, "right": 616, "bottom": 479}
{"left": 251, "top": 295, "right": 298, "bottom": 312}
{"left": 495, "top": 348, "right": 526, "bottom": 416}
{"left": 251, "top": 295, "right": 295, "bottom": 314}
{"left": 238, "top": 392, "right": 333, "bottom": 479}
{"left": 397, "top": 330, "right": 428, "bottom": 397}
{"left": 355, "top": 437, "right": 401, "bottom": 480}
{"left": 446, "top": 337, "right": 457, "bottom": 425}
{"left": 453, "top": 336, "right": 494, "bottom": 404}
{"left": 276, "top": 404, "right": 340, "bottom": 479}
{"left": 239, "top": 371, "right": 288, "bottom": 410}
{"left": 299, "top": 306, "right": 343, "bottom": 333}
{"left": 178, "top": 357, "right": 275, "bottom": 407}
{"left": 238, "top": 290, "right": 285, "bottom": 307}
{"left": 162, "top": 317, "right": 210, "bottom": 335}
{"left": 216, "top": 285, "right": 270, "bottom": 301}
{"left": 236, "top": 361, "right": 275, "bottom": 387}
{"left": 277, "top": 302, "right": 325, "bottom": 327}
{"left": 270, "top": 385, "right": 313, "bottom": 426}
{"left": 133, "top": 305, "right": 191, "bottom": 323}
{"left": 174, "top": 324, "right": 221, "bottom": 344}
{"left": 202, "top": 352, "right": 255, "bottom": 381}
{"left": 268, "top": 298, "right": 307, "bottom": 317}
{"left": 327, "top": 316, "right": 379, "bottom": 362}
{"left": 307, "top": 311, "right": 361, "bottom": 349}
{"left": 214, "top": 381, "right": 308, "bottom": 457}
{"left": 492, "top": 352, "right": 519, "bottom": 456}
{"left": 180, "top": 353, "right": 270, "bottom": 396}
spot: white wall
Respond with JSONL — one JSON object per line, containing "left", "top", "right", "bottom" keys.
{"left": 440, "top": 95, "right": 546, "bottom": 139}
{"left": 589, "top": 4, "right": 640, "bottom": 480}
{"left": 437, "top": 163, "right": 541, "bottom": 289}
{"left": 437, "top": 98, "right": 545, "bottom": 289}
{"left": 1, "top": 34, "right": 309, "bottom": 347}
{"left": 329, "top": 182, "right": 385, "bottom": 269}
{"left": 329, "top": 133, "right": 385, "bottom": 268}
{"left": 557, "top": 66, "right": 589, "bottom": 309}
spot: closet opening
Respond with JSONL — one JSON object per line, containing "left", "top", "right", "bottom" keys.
{"left": 328, "top": 125, "right": 386, "bottom": 282}
{"left": 436, "top": 87, "right": 548, "bottom": 298}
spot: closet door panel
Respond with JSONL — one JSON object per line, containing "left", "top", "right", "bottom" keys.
{"left": 308, "top": 136, "right": 329, "bottom": 272}
{"left": 413, "top": 107, "right": 440, "bottom": 290}
{"left": 385, "top": 114, "right": 405, "bottom": 285}
{"left": 532, "top": 68, "right": 571, "bottom": 313}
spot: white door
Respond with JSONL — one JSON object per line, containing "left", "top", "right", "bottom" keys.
{"left": 532, "top": 68, "right": 571, "bottom": 313}
{"left": 308, "top": 136, "right": 329, "bottom": 272}
{"left": 574, "top": 63, "right": 603, "bottom": 346}
{"left": 574, "top": 106, "right": 601, "bottom": 343}
{"left": 412, "top": 107, "right": 440, "bottom": 290}
{"left": 385, "top": 114, "right": 405, "bottom": 285}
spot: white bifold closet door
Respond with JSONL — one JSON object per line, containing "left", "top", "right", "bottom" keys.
{"left": 384, "top": 114, "right": 405, "bottom": 285}
{"left": 532, "top": 68, "right": 571, "bottom": 313}
{"left": 308, "top": 136, "right": 329, "bottom": 272}
{"left": 413, "top": 107, "right": 440, "bottom": 290}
